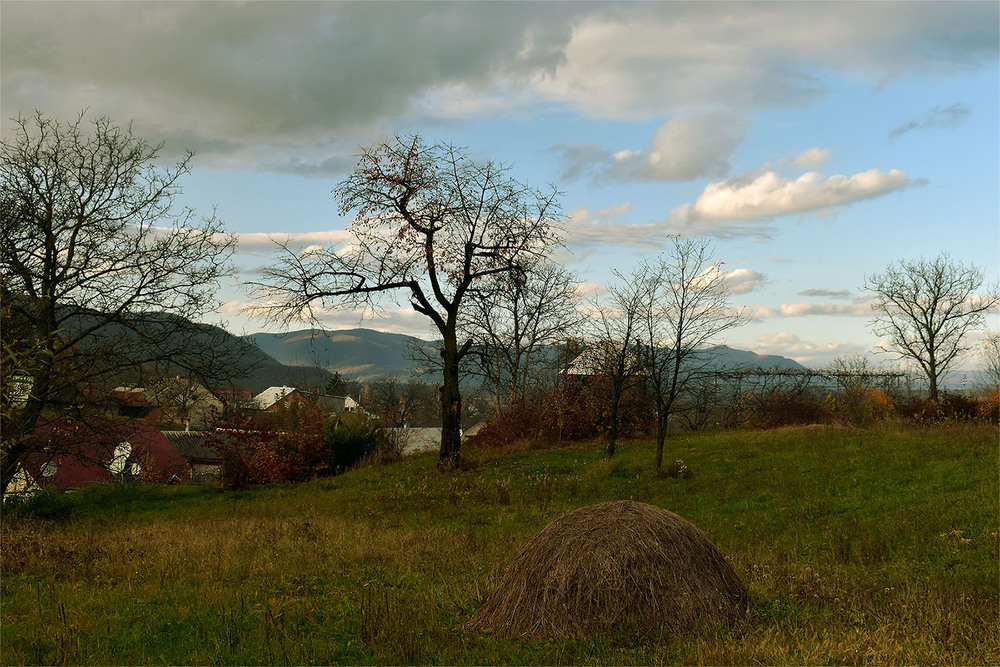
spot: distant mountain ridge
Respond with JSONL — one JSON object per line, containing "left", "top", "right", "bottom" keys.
{"left": 246, "top": 329, "right": 439, "bottom": 381}
{"left": 702, "top": 345, "right": 807, "bottom": 372}
{"left": 245, "top": 328, "right": 807, "bottom": 380}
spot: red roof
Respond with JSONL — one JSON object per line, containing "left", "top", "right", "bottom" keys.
{"left": 23, "top": 419, "right": 190, "bottom": 489}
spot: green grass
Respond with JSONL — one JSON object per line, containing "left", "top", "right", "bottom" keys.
{"left": 2, "top": 423, "right": 997, "bottom": 665}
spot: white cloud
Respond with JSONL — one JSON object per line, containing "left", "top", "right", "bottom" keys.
{"left": 574, "top": 281, "right": 604, "bottom": 298}
{"left": 235, "top": 230, "right": 354, "bottom": 254}
{"left": 674, "top": 168, "right": 917, "bottom": 223}
{"left": 793, "top": 148, "right": 831, "bottom": 170}
{"left": 798, "top": 288, "right": 853, "bottom": 300}
{"left": 562, "top": 163, "right": 919, "bottom": 247}
{"left": 228, "top": 297, "right": 438, "bottom": 338}
{"left": 723, "top": 268, "right": 766, "bottom": 295}
{"left": 564, "top": 205, "right": 683, "bottom": 249}
{"left": 553, "top": 112, "right": 748, "bottom": 184}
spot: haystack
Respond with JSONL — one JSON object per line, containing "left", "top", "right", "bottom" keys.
{"left": 465, "top": 500, "right": 748, "bottom": 638}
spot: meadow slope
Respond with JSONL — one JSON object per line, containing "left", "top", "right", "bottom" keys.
{"left": 2, "top": 424, "right": 997, "bottom": 665}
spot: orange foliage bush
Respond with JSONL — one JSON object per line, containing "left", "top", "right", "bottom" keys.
{"left": 977, "top": 390, "right": 1000, "bottom": 424}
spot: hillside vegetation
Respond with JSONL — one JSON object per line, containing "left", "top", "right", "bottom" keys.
{"left": 2, "top": 424, "right": 997, "bottom": 665}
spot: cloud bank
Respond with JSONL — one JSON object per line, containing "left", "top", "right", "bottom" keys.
{"left": 3, "top": 2, "right": 995, "bottom": 173}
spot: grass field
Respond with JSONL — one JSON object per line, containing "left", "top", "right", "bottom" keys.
{"left": 2, "top": 424, "right": 997, "bottom": 665}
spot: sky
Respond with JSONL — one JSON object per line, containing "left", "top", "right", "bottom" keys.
{"left": 2, "top": 1, "right": 998, "bottom": 374}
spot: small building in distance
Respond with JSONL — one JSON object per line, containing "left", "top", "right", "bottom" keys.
{"left": 146, "top": 376, "right": 223, "bottom": 430}
{"left": 162, "top": 431, "right": 222, "bottom": 484}
{"left": 252, "top": 386, "right": 313, "bottom": 412}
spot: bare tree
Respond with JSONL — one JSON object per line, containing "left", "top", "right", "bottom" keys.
{"left": 252, "top": 137, "right": 561, "bottom": 467}
{"left": 638, "top": 238, "right": 750, "bottom": 474}
{"left": 864, "top": 254, "right": 998, "bottom": 401}
{"left": 0, "top": 111, "right": 237, "bottom": 496}
{"left": 463, "top": 259, "right": 582, "bottom": 407}
{"left": 367, "top": 377, "right": 432, "bottom": 428}
{"left": 977, "top": 332, "right": 1000, "bottom": 393}
{"left": 585, "top": 271, "right": 647, "bottom": 460}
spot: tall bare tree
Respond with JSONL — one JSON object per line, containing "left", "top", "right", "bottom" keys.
{"left": 0, "top": 111, "right": 237, "bottom": 496}
{"left": 253, "top": 137, "right": 561, "bottom": 467}
{"left": 864, "top": 254, "right": 998, "bottom": 401}
{"left": 638, "top": 238, "right": 750, "bottom": 474}
{"left": 463, "top": 259, "right": 582, "bottom": 407}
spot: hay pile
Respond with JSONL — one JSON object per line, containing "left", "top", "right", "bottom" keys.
{"left": 465, "top": 500, "right": 748, "bottom": 638}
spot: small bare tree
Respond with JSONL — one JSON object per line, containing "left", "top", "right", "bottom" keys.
{"left": 463, "top": 259, "right": 582, "bottom": 407}
{"left": 1, "top": 111, "right": 237, "bottom": 496}
{"left": 864, "top": 254, "right": 998, "bottom": 401}
{"left": 253, "top": 137, "right": 561, "bottom": 467}
{"left": 586, "top": 271, "right": 648, "bottom": 460}
{"left": 978, "top": 332, "right": 1000, "bottom": 393}
{"left": 638, "top": 238, "right": 750, "bottom": 474}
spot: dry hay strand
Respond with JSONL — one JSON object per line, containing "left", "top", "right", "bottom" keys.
{"left": 465, "top": 500, "right": 748, "bottom": 639}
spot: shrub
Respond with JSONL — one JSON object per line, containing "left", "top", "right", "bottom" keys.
{"left": 468, "top": 401, "right": 547, "bottom": 450}
{"left": 895, "top": 391, "right": 993, "bottom": 425}
{"left": 745, "top": 391, "right": 829, "bottom": 428}
{"left": 826, "top": 386, "right": 895, "bottom": 425}
{"left": 325, "top": 411, "right": 381, "bottom": 473}
{"left": 977, "top": 390, "right": 1000, "bottom": 423}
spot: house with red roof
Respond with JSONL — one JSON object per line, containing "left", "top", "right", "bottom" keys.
{"left": 19, "top": 419, "right": 191, "bottom": 490}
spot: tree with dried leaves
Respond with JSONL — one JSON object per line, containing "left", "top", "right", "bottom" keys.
{"left": 864, "top": 254, "right": 998, "bottom": 402}
{"left": 1, "top": 111, "right": 237, "bottom": 497}
{"left": 637, "top": 238, "right": 750, "bottom": 474}
{"left": 253, "top": 137, "right": 561, "bottom": 467}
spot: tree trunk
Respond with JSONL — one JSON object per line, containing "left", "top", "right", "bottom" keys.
{"left": 927, "top": 350, "right": 939, "bottom": 403}
{"left": 438, "top": 334, "right": 463, "bottom": 469}
{"left": 654, "top": 412, "right": 667, "bottom": 475}
{"left": 606, "top": 378, "right": 621, "bottom": 460}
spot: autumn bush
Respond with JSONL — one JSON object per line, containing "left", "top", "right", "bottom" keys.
{"left": 740, "top": 391, "right": 830, "bottom": 428}
{"left": 826, "top": 386, "right": 895, "bottom": 425}
{"left": 977, "top": 390, "right": 1000, "bottom": 423}
{"left": 469, "top": 382, "right": 623, "bottom": 450}
{"left": 894, "top": 391, "right": 993, "bottom": 425}
{"left": 206, "top": 406, "right": 331, "bottom": 488}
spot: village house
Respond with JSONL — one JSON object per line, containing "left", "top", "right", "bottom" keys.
{"left": 15, "top": 418, "right": 191, "bottom": 493}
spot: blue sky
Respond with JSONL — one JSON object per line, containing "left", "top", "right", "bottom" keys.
{"left": 3, "top": 1, "right": 997, "bottom": 372}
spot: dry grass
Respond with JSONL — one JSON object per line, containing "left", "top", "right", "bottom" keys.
{"left": 465, "top": 500, "right": 748, "bottom": 638}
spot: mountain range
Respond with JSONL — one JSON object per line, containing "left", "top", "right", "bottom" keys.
{"left": 245, "top": 328, "right": 807, "bottom": 381}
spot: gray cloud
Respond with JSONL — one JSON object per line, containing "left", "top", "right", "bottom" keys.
{"left": 0, "top": 2, "right": 581, "bottom": 171}
{"left": 798, "top": 289, "right": 853, "bottom": 300}
{"left": 534, "top": 3, "right": 998, "bottom": 118}
{"left": 552, "top": 112, "right": 748, "bottom": 184}
{"left": 887, "top": 103, "right": 972, "bottom": 141}
{"left": 2, "top": 2, "right": 995, "bottom": 173}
